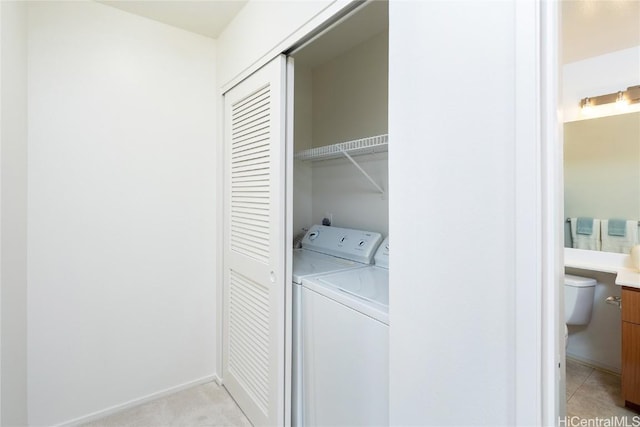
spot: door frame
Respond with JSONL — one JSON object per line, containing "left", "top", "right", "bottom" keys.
{"left": 284, "top": 55, "right": 295, "bottom": 427}
{"left": 540, "top": 1, "right": 565, "bottom": 422}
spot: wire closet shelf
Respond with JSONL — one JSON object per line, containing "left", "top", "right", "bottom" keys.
{"left": 294, "top": 134, "right": 388, "bottom": 161}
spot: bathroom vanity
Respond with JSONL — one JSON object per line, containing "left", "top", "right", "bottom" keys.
{"left": 622, "top": 286, "right": 640, "bottom": 410}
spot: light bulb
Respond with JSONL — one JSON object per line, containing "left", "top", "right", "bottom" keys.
{"left": 616, "top": 91, "right": 629, "bottom": 110}
{"left": 581, "top": 97, "right": 593, "bottom": 116}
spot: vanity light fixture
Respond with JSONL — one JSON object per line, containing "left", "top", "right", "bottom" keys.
{"left": 580, "top": 85, "right": 640, "bottom": 111}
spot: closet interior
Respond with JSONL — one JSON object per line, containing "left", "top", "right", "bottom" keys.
{"left": 288, "top": 2, "right": 390, "bottom": 425}
{"left": 291, "top": 1, "right": 389, "bottom": 240}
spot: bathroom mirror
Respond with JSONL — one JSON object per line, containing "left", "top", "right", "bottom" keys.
{"left": 564, "top": 111, "right": 640, "bottom": 254}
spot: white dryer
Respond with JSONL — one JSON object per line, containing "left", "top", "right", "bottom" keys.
{"left": 292, "top": 225, "right": 382, "bottom": 426}
{"left": 300, "top": 236, "right": 389, "bottom": 427}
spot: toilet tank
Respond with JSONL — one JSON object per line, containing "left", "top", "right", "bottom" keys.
{"left": 565, "top": 274, "right": 597, "bottom": 325}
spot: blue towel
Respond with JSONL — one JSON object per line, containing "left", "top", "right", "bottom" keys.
{"left": 608, "top": 219, "right": 627, "bottom": 237}
{"left": 577, "top": 217, "right": 594, "bottom": 235}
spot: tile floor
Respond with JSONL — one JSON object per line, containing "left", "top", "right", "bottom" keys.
{"left": 566, "top": 358, "right": 639, "bottom": 421}
{"left": 81, "top": 382, "right": 251, "bottom": 427}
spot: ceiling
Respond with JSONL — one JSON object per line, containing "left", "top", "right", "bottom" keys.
{"left": 562, "top": 0, "right": 640, "bottom": 64}
{"left": 97, "top": 0, "right": 637, "bottom": 62}
{"left": 97, "top": 0, "right": 247, "bottom": 39}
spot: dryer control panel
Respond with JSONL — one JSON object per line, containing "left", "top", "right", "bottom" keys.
{"left": 301, "top": 225, "right": 382, "bottom": 264}
{"left": 374, "top": 236, "right": 389, "bottom": 269}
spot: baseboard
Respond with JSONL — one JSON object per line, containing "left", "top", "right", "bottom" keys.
{"left": 214, "top": 373, "right": 223, "bottom": 386}
{"left": 56, "top": 374, "right": 218, "bottom": 427}
{"left": 566, "top": 353, "right": 621, "bottom": 375}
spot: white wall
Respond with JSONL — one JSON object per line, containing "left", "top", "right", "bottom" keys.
{"left": 563, "top": 46, "right": 640, "bottom": 122}
{"left": 389, "top": 1, "right": 540, "bottom": 424}
{"left": 311, "top": 154, "right": 388, "bottom": 235}
{"left": 296, "top": 31, "right": 388, "bottom": 235}
{"left": 0, "top": 1, "right": 28, "bottom": 425}
{"left": 311, "top": 31, "right": 388, "bottom": 147}
{"left": 27, "top": 2, "right": 217, "bottom": 425}
{"left": 310, "top": 31, "right": 388, "bottom": 234}
{"left": 293, "top": 65, "right": 313, "bottom": 237}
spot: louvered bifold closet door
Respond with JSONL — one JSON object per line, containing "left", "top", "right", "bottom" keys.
{"left": 223, "top": 55, "right": 287, "bottom": 427}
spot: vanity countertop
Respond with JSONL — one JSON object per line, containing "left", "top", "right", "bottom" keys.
{"left": 616, "top": 269, "right": 640, "bottom": 288}
{"left": 565, "top": 248, "right": 640, "bottom": 288}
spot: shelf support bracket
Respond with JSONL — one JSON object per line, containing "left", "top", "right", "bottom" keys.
{"left": 340, "top": 149, "right": 385, "bottom": 194}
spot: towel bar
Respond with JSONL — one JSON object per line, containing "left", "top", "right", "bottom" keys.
{"left": 565, "top": 218, "right": 640, "bottom": 225}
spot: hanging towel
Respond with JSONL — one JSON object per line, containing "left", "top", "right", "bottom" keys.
{"left": 577, "top": 217, "right": 594, "bottom": 235}
{"left": 607, "top": 218, "right": 627, "bottom": 236}
{"left": 601, "top": 220, "right": 638, "bottom": 254}
{"left": 570, "top": 218, "right": 601, "bottom": 251}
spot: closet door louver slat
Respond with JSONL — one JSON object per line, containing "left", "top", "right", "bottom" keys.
{"left": 229, "top": 270, "right": 270, "bottom": 413}
{"left": 230, "top": 85, "right": 271, "bottom": 264}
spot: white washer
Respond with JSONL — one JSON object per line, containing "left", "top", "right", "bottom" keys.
{"left": 292, "top": 225, "right": 382, "bottom": 427}
{"left": 300, "top": 236, "right": 389, "bottom": 427}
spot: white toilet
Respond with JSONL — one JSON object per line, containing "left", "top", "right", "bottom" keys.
{"left": 564, "top": 274, "right": 597, "bottom": 347}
